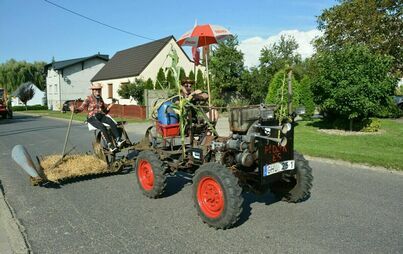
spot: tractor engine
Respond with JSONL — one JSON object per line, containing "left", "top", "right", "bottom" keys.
{"left": 209, "top": 105, "right": 294, "bottom": 173}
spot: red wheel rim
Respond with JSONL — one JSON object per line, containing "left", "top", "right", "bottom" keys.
{"left": 138, "top": 160, "right": 154, "bottom": 191}
{"left": 197, "top": 176, "right": 225, "bottom": 218}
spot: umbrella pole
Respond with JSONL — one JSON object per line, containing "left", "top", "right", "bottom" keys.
{"left": 205, "top": 48, "right": 212, "bottom": 121}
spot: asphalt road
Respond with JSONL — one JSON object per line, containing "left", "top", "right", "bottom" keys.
{"left": 0, "top": 114, "right": 402, "bottom": 254}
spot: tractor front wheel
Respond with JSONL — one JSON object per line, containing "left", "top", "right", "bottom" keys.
{"left": 135, "top": 151, "right": 166, "bottom": 198}
{"left": 270, "top": 151, "right": 313, "bottom": 203}
{"left": 193, "top": 163, "right": 243, "bottom": 229}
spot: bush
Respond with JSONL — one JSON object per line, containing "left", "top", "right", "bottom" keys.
{"left": 117, "top": 78, "right": 153, "bottom": 106}
{"left": 12, "top": 105, "right": 48, "bottom": 111}
{"left": 311, "top": 45, "right": 396, "bottom": 126}
{"left": 330, "top": 117, "right": 381, "bottom": 132}
{"left": 360, "top": 118, "right": 381, "bottom": 132}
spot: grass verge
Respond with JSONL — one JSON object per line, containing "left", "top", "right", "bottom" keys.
{"left": 294, "top": 119, "right": 403, "bottom": 170}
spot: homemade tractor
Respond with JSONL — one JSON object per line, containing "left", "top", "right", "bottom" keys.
{"left": 133, "top": 99, "right": 313, "bottom": 229}
{"left": 11, "top": 94, "right": 313, "bottom": 230}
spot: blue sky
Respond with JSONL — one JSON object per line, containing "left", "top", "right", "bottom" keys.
{"left": 0, "top": 0, "right": 337, "bottom": 64}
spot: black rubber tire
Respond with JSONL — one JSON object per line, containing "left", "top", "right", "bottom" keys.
{"left": 135, "top": 151, "right": 166, "bottom": 199}
{"left": 193, "top": 162, "right": 243, "bottom": 229}
{"left": 95, "top": 132, "right": 115, "bottom": 164}
{"left": 269, "top": 151, "right": 313, "bottom": 203}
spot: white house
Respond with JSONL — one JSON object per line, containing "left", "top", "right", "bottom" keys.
{"left": 91, "top": 36, "right": 204, "bottom": 105}
{"left": 11, "top": 82, "right": 45, "bottom": 106}
{"left": 45, "top": 54, "right": 109, "bottom": 110}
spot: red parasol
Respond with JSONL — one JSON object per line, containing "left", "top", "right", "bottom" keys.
{"left": 177, "top": 24, "right": 233, "bottom": 108}
{"left": 177, "top": 24, "right": 233, "bottom": 47}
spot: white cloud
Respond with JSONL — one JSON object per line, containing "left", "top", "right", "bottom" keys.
{"left": 238, "top": 29, "right": 323, "bottom": 68}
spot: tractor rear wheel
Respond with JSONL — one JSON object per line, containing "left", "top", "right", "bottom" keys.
{"left": 193, "top": 163, "right": 243, "bottom": 229}
{"left": 270, "top": 151, "right": 313, "bottom": 203}
{"left": 135, "top": 151, "right": 166, "bottom": 198}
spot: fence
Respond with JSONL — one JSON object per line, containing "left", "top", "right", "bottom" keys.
{"left": 76, "top": 101, "right": 146, "bottom": 120}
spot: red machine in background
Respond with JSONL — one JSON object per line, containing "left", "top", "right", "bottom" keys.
{"left": 0, "top": 88, "right": 13, "bottom": 119}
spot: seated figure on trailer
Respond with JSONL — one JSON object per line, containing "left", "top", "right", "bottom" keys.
{"left": 70, "top": 83, "right": 125, "bottom": 152}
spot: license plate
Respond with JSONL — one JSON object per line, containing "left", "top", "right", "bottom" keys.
{"left": 263, "top": 160, "right": 295, "bottom": 176}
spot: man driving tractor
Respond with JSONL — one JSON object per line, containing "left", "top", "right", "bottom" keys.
{"left": 180, "top": 79, "right": 218, "bottom": 122}
{"left": 70, "top": 83, "right": 125, "bottom": 152}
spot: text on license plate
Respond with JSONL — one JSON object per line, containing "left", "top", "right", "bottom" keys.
{"left": 263, "top": 160, "right": 295, "bottom": 176}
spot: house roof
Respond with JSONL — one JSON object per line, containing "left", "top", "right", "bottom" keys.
{"left": 91, "top": 36, "right": 188, "bottom": 82}
{"left": 45, "top": 54, "right": 109, "bottom": 71}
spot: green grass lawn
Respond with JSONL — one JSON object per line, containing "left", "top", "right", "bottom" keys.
{"left": 17, "top": 110, "right": 149, "bottom": 123}
{"left": 294, "top": 119, "right": 403, "bottom": 170}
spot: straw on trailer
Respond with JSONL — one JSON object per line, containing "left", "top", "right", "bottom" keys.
{"left": 40, "top": 154, "right": 108, "bottom": 182}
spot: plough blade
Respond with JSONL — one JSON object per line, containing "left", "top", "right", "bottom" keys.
{"left": 11, "top": 145, "right": 42, "bottom": 178}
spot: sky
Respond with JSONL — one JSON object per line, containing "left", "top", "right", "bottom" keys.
{"left": 0, "top": 0, "right": 337, "bottom": 67}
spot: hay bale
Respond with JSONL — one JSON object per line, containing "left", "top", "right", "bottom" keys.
{"left": 40, "top": 154, "right": 108, "bottom": 182}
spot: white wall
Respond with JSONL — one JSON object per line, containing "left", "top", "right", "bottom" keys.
{"left": 46, "top": 58, "right": 107, "bottom": 110}
{"left": 46, "top": 68, "right": 60, "bottom": 110}
{"left": 95, "top": 39, "right": 205, "bottom": 105}
{"left": 140, "top": 38, "right": 204, "bottom": 84}
{"left": 96, "top": 76, "right": 138, "bottom": 105}
{"left": 61, "top": 58, "right": 107, "bottom": 101}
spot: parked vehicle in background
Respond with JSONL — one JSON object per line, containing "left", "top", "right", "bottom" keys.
{"left": 0, "top": 88, "right": 13, "bottom": 119}
{"left": 62, "top": 99, "right": 82, "bottom": 113}
{"left": 394, "top": 96, "right": 403, "bottom": 111}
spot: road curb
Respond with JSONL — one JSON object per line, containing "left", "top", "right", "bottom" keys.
{"left": 0, "top": 180, "right": 31, "bottom": 254}
{"left": 305, "top": 155, "right": 403, "bottom": 175}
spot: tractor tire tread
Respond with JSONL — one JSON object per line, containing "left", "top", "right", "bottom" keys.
{"left": 193, "top": 162, "right": 243, "bottom": 230}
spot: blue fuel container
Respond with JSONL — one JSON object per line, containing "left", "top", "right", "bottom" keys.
{"left": 157, "top": 101, "right": 178, "bottom": 125}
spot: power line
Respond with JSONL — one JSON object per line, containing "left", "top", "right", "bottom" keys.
{"left": 43, "top": 0, "right": 155, "bottom": 41}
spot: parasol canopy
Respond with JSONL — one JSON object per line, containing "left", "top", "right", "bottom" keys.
{"left": 177, "top": 24, "right": 233, "bottom": 47}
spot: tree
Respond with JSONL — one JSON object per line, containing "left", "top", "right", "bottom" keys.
{"left": 238, "top": 67, "right": 264, "bottom": 104}
{"left": 259, "top": 35, "right": 302, "bottom": 85}
{"left": 188, "top": 70, "right": 195, "bottom": 81}
{"left": 16, "top": 83, "right": 35, "bottom": 110}
{"left": 179, "top": 67, "right": 186, "bottom": 82}
{"left": 209, "top": 36, "right": 245, "bottom": 106}
{"left": 145, "top": 78, "right": 154, "bottom": 90}
{"left": 156, "top": 68, "right": 166, "bottom": 89}
{"left": 298, "top": 76, "right": 315, "bottom": 117}
{"left": 195, "top": 69, "right": 205, "bottom": 90}
{"left": 316, "top": 0, "right": 402, "bottom": 74}
{"left": 265, "top": 69, "right": 300, "bottom": 112}
{"left": 311, "top": 45, "right": 396, "bottom": 129}
{"left": 117, "top": 78, "right": 151, "bottom": 105}
{"left": 166, "top": 69, "right": 176, "bottom": 89}
{"left": 0, "top": 60, "right": 46, "bottom": 92}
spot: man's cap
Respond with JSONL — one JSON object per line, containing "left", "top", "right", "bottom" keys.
{"left": 90, "top": 83, "right": 102, "bottom": 90}
{"left": 181, "top": 79, "right": 195, "bottom": 85}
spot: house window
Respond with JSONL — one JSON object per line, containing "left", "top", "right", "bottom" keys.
{"left": 108, "top": 84, "right": 113, "bottom": 99}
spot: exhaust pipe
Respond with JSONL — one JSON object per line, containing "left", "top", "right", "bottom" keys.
{"left": 255, "top": 135, "right": 287, "bottom": 147}
{"left": 11, "top": 145, "right": 46, "bottom": 185}
{"left": 254, "top": 123, "right": 292, "bottom": 134}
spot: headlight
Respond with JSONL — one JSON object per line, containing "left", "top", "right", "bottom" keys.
{"left": 295, "top": 107, "right": 306, "bottom": 115}
{"left": 260, "top": 109, "right": 274, "bottom": 120}
{"left": 281, "top": 123, "right": 292, "bottom": 134}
